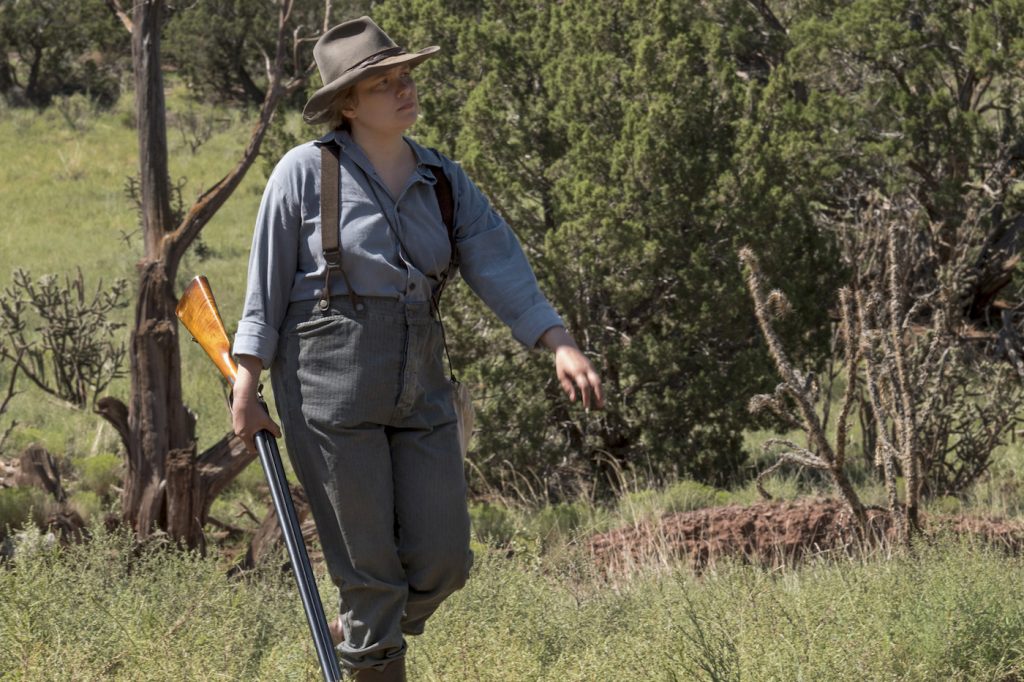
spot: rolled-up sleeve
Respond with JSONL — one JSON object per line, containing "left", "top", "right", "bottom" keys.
{"left": 233, "top": 176, "right": 299, "bottom": 368}
{"left": 449, "top": 162, "right": 564, "bottom": 349}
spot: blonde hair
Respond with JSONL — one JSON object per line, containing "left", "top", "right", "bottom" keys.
{"left": 325, "top": 86, "right": 360, "bottom": 131}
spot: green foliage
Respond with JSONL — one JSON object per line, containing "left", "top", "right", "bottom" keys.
{"left": 469, "top": 501, "right": 518, "bottom": 545}
{"left": 373, "top": 0, "right": 843, "bottom": 492}
{"left": 0, "top": 487, "right": 35, "bottom": 536}
{"left": 0, "top": 0, "right": 128, "bottom": 107}
{"left": 74, "top": 452, "right": 123, "bottom": 499}
{"left": 784, "top": 0, "right": 1024, "bottom": 281}
{"left": 162, "top": 0, "right": 372, "bottom": 107}
{"left": 619, "top": 479, "right": 723, "bottom": 523}
{"left": 528, "top": 501, "right": 591, "bottom": 549}
{"left": 3, "top": 0, "right": 1023, "bottom": 530}
{"left": 0, "top": 527, "right": 323, "bottom": 680}
{"left": 68, "top": 489, "right": 103, "bottom": 526}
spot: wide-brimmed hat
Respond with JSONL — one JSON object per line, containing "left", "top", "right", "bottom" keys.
{"left": 302, "top": 17, "right": 439, "bottom": 125}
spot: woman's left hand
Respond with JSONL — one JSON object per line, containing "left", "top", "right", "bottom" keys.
{"left": 540, "top": 327, "right": 605, "bottom": 411}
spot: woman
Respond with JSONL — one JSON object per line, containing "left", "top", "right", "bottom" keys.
{"left": 232, "top": 16, "right": 603, "bottom": 681}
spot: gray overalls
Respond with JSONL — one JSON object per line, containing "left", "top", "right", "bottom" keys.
{"left": 272, "top": 294, "right": 471, "bottom": 668}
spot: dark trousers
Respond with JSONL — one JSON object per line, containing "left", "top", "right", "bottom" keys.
{"left": 271, "top": 296, "right": 473, "bottom": 671}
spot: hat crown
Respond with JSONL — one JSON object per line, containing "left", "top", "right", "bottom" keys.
{"left": 313, "top": 17, "right": 401, "bottom": 86}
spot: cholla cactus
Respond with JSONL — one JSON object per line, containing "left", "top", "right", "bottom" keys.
{"left": 739, "top": 248, "right": 869, "bottom": 536}
{"left": 0, "top": 346, "right": 19, "bottom": 453}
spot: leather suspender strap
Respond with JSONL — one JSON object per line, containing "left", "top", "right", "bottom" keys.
{"left": 426, "top": 160, "right": 457, "bottom": 307}
{"left": 319, "top": 140, "right": 455, "bottom": 312}
{"left": 319, "top": 141, "right": 361, "bottom": 312}
{"left": 428, "top": 163, "right": 456, "bottom": 256}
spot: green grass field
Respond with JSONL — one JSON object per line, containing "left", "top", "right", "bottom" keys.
{"left": 4, "top": 88, "right": 1024, "bottom": 681}
{"left": 3, "top": 526, "right": 1024, "bottom": 681}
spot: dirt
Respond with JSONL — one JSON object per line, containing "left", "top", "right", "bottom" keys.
{"left": 588, "top": 498, "right": 1024, "bottom": 574}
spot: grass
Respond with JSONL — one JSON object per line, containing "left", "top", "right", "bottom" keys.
{"left": 2, "top": 525, "right": 1024, "bottom": 681}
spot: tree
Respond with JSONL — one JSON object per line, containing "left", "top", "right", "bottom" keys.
{"left": 162, "top": 0, "right": 359, "bottom": 107}
{"left": 97, "top": 0, "right": 325, "bottom": 547}
{"left": 0, "top": 0, "right": 127, "bottom": 106}
{"left": 373, "top": 0, "right": 843, "bottom": 495}
{"left": 785, "top": 0, "right": 1024, "bottom": 316}
{"left": 780, "top": 0, "right": 1024, "bottom": 491}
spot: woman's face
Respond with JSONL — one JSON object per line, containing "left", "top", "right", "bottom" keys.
{"left": 343, "top": 64, "right": 419, "bottom": 136}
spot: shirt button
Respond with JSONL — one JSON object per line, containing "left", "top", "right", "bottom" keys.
{"left": 408, "top": 282, "right": 417, "bottom": 291}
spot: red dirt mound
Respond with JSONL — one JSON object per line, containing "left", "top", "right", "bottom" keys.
{"left": 588, "top": 498, "right": 1024, "bottom": 574}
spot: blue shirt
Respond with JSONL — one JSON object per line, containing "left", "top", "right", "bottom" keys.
{"left": 234, "top": 129, "right": 564, "bottom": 368}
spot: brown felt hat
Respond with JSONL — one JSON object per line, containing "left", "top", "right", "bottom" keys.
{"left": 302, "top": 16, "right": 439, "bottom": 125}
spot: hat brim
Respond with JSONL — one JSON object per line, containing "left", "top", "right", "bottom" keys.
{"left": 302, "top": 46, "right": 440, "bottom": 125}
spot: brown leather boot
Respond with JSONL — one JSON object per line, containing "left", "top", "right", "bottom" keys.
{"left": 351, "top": 658, "right": 406, "bottom": 681}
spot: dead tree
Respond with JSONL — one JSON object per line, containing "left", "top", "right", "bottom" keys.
{"left": 745, "top": 185, "right": 1024, "bottom": 543}
{"left": 98, "top": 0, "right": 325, "bottom": 547}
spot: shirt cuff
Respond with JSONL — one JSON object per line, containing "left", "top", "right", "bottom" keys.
{"left": 511, "top": 302, "right": 565, "bottom": 350}
{"left": 233, "top": 320, "right": 280, "bottom": 370}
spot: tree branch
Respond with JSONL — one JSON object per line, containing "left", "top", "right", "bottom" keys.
{"left": 104, "top": 0, "right": 133, "bottom": 33}
{"left": 746, "top": 0, "right": 787, "bottom": 35}
{"left": 196, "top": 432, "right": 255, "bottom": 520}
{"left": 164, "top": 0, "right": 311, "bottom": 269}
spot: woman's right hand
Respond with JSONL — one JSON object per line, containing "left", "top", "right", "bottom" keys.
{"left": 232, "top": 354, "right": 282, "bottom": 454}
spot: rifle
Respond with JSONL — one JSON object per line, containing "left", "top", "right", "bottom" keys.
{"left": 175, "top": 275, "right": 342, "bottom": 682}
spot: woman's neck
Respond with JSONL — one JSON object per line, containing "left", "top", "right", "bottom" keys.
{"left": 349, "top": 126, "right": 410, "bottom": 172}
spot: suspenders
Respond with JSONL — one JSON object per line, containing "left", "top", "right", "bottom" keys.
{"left": 318, "top": 138, "right": 456, "bottom": 312}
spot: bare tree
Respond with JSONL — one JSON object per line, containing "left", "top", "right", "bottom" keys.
{"left": 98, "top": 0, "right": 325, "bottom": 547}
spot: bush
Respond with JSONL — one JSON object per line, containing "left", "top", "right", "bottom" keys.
{"left": 373, "top": 0, "right": 842, "bottom": 495}
{"left": 662, "top": 480, "right": 720, "bottom": 513}
{"left": 527, "top": 501, "right": 591, "bottom": 550}
{"left": 75, "top": 453, "right": 123, "bottom": 499}
{"left": 618, "top": 479, "right": 722, "bottom": 524}
{"left": 469, "top": 502, "right": 518, "bottom": 546}
{"left": 0, "top": 488, "right": 34, "bottom": 536}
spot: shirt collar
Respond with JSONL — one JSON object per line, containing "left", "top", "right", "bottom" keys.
{"left": 318, "top": 129, "right": 442, "bottom": 185}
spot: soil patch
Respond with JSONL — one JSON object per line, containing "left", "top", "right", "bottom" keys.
{"left": 588, "top": 498, "right": 1024, "bottom": 574}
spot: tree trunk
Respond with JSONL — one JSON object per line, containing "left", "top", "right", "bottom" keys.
{"left": 121, "top": 260, "right": 198, "bottom": 539}
{"left": 97, "top": 0, "right": 316, "bottom": 549}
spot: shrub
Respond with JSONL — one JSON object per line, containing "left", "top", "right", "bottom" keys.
{"left": 527, "top": 501, "right": 591, "bottom": 550}
{"left": 618, "top": 480, "right": 722, "bottom": 525}
{"left": 469, "top": 502, "right": 518, "bottom": 546}
{"left": 662, "top": 480, "right": 720, "bottom": 513}
{"left": 75, "top": 453, "right": 123, "bottom": 499}
{"left": 0, "top": 487, "right": 49, "bottom": 537}
{"left": 0, "top": 487, "right": 34, "bottom": 536}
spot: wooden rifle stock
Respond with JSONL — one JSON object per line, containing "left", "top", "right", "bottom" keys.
{"left": 175, "top": 275, "right": 238, "bottom": 386}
